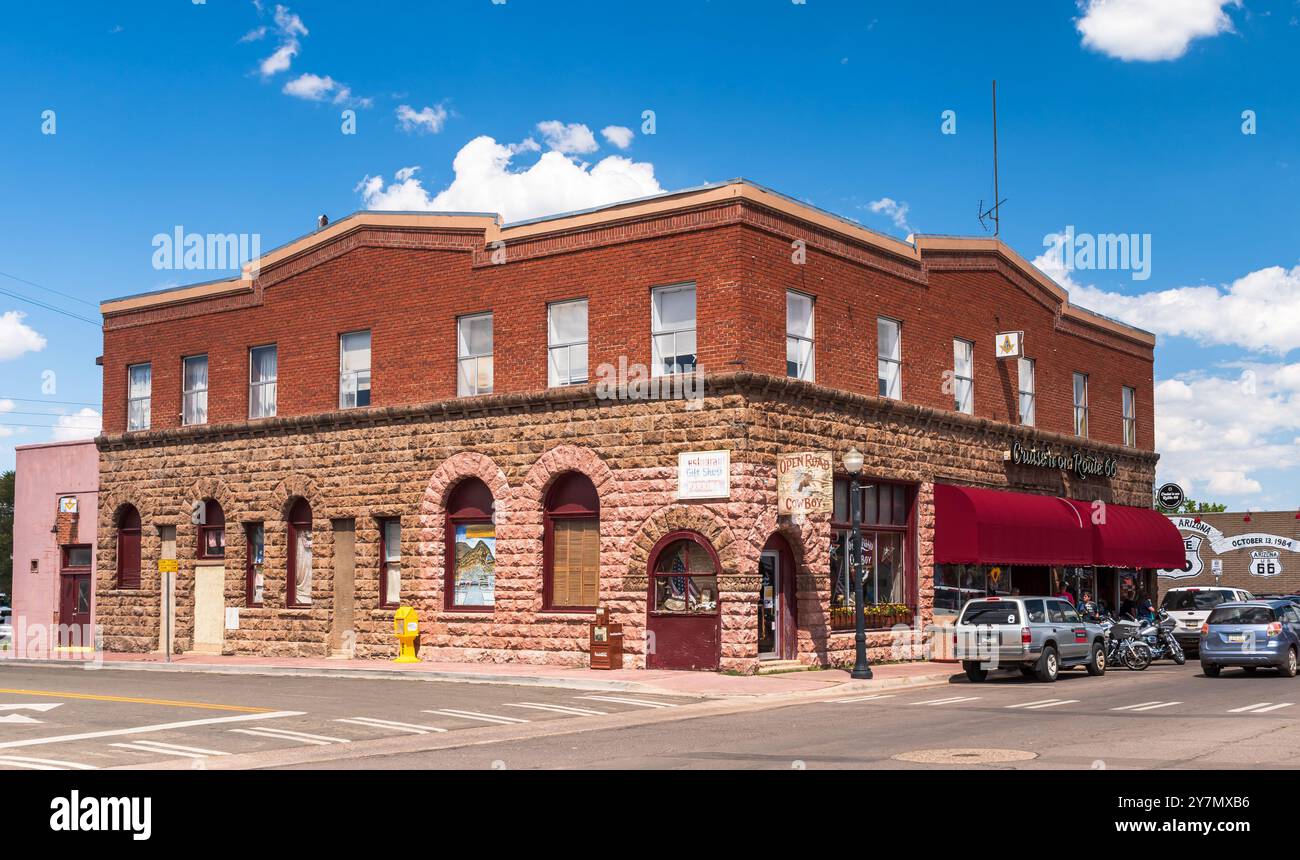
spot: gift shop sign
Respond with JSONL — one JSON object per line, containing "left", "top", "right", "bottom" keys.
{"left": 776, "top": 451, "right": 833, "bottom": 515}
{"left": 1005, "top": 440, "right": 1117, "bottom": 479}
{"left": 677, "top": 450, "right": 731, "bottom": 500}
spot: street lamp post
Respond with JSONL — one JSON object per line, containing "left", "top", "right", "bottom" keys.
{"left": 842, "top": 447, "right": 873, "bottom": 680}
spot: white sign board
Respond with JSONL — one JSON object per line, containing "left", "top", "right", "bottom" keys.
{"left": 677, "top": 450, "right": 731, "bottom": 500}
{"left": 225, "top": 607, "right": 240, "bottom": 630}
{"left": 995, "top": 331, "right": 1023, "bottom": 359}
{"left": 1249, "top": 551, "right": 1283, "bottom": 578}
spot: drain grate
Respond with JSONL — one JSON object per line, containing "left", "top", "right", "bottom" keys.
{"left": 893, "top": 748, "right": 1038, "bottom": 765}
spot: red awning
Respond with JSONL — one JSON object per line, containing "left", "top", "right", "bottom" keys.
{"left": 934, "top": 484, "right": 1092, "bottom": 567}
{"left": 1066, "top": 499, "right": 1185, "bottom": 570}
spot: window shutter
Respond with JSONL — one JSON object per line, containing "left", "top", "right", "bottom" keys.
{"left": 553, "top": 518, "right": 599, "bottom": 608}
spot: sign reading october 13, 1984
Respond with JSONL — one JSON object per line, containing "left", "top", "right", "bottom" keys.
{"left": 777, "top": 451, "right": 833, "bottom": 514}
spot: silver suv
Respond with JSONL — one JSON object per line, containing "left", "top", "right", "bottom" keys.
{"left": 954, "top": 596, "right": 1107, "bottom": 682}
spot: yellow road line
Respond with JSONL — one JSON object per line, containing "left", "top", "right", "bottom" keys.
{"left": 0, "top": 688, "right": 275, "bottom": 713}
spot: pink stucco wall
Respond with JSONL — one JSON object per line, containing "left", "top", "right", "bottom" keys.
{"left": 12, "top": 439, "right": 99, "bottom": 650}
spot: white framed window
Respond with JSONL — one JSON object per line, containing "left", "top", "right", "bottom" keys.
{"left": 877, "top": 317, "right": 902, "bottom": 399}
{"left": 1018, "top": 357, "right": 1035, "bottom": 426}
{"left": 1074, "top": 372, "right": 1089, "bottom": 437}
{"left": 952, "top": 339, "right": 974, "bottom": 415}
{"left": 249, "top": 345, "right": 277, "bottom": 419}
{"left": 1122, "top": 385, "right": 1136, "bottom": 446}
{"left": 381, "top": 519, "right": 401, "bottom": 608}
{"left": 457, "top": 312, "right": 494, "bottom": 396}
{"left": 651, "top": 283, "right": 696, "bottom": 377}
{"left": 548, "top": 299, "right": 589, "bottom": 387}
{"left": 127, "top": 363, "right": 152, "bottom": 431}
{"left": 785, "top": 290, "right": 815, "bottom": 381}
{"left": 339, "top": 330, "right": 372, "bottom": 409}
{"left": 182, "top": 354, "right": 208, "bottom": 426}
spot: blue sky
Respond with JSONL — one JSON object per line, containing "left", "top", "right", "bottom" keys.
{"left": 1, "top": 0, "right": 1297, "bottom": 508}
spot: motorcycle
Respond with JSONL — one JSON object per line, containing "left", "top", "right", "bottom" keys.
{"left": 1139, "top": 609, "right": 1186, "bottom": 665}
{"left": 1099, "top": 614, "right": 1153, "bottom": 670}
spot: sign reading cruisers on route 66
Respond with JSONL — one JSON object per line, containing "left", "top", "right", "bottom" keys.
{"left": 776, "top": 451, "right": 833, "bottom": 515}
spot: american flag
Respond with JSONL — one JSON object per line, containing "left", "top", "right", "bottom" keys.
{"left": 667, "top": 546, "right": 701, "bottom": 600}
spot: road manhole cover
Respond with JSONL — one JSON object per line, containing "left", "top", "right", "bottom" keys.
{"left": 893, "top": 748, "right": 1038, "bottom": 765}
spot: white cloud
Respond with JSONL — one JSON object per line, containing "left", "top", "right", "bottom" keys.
{"left": 536, "top": 121, "right": 599, "bottom": 155}
{"left": 240, "top": 25, "right": 269, "bottom": 43}
{"left": 0, "top": 311, "right": 47, "bottom": 361}
{"left": 282, "top": 73, "right": 369, "bottom": 107}
{"left": 396, "top": 104, "right": 448, "bottom": 134}
{"left": 257, "top": 4, "right": 308, "bottom": 77}
{"left": 51, "top": 408, "right": 102, "bottom": 442}
{"left": 356, "top": 133, "right": 662, "bottom": 223}
{"left": 867, "top": 197, "right": 912, "bottom": 234}
{"left": 1034, "top": 238, "right": 1300, "bottom": 355}
{"left": 1076, "top": 0, "right": 1241, "bottom": 62}
{"left": 601, "top": 125, "right": 635, "bottom": 150}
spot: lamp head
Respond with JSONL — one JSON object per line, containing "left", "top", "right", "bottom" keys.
{"left": 842, "top": 446, "right": 864, "bottom": 475}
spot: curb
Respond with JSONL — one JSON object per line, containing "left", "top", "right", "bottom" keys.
{"left": 0, "top": 657, "right": 958, "bottom": 699}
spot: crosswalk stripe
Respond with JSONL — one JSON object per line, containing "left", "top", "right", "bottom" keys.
{"left": 122, "top": 739, "right": 229, "bottom": 756}
{"left": 236, "top": 726, "right": 349, "bottom": 743}
{"left": 1006, "top": 699, "right": 1067, "bottom": 709}
{"left": 230, "top": 728, "right": 333, "bottom": 746}
{"left": 1128, "top": 701, "right": 1182, "bottom": 712}
{"left": 111, "top": 742, "right": 209, "bottom": 760}
{"left": 1021, "top": 699, "right": 1079, "bottom": 710}
{"left": 335, "top": 717, "right": 447, "bottom": 734}
{"left": 0, "top": 755, "right": 97, "bottom": 770}
{"left": 423, "top": 709, "right": 529, "bottom": 725}
{"left": 837, "top": 694, "right": 897, "bottom": 704}
{"left": 911, "top": 696, "right": 980, "bottom": 706}
{"left": 574, "top": 696, "right": 679, "bottom": 709}
{"left": 1110, "top": 701, "right": 1164, "bottom": 711}
{"left": 505, "top": 703, "right": 606, "bottom": 716}
{"left": 1230, "top": 702, "right": 1293, "bottom": 714}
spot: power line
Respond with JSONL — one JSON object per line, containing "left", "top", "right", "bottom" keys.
{"left": 0, "top": 285, "right": 100, "bottom": 326}
{"left": 0, "top": 422, "right": 100, "bottom": 429}
{"left": 0, "top": 396, "right": 99, "bottom": 406}
{"left": 0, "top": 269, "right": 99, "bottom": 308}
{"left": 0, "top": 409, "right": 101, "bottom": 418}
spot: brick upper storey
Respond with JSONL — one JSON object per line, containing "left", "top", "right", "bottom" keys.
{"left": 99, "top": 180, "right": 1158, "bottom": 450}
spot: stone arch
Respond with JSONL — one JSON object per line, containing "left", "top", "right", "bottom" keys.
{"left": 420, "top": 451, "right": 512, "bottom": 524}
{"left": 96, "top": 489, "right": 158, "bottom": 590}
{"left": 626, "top": 504, "right": 739, "bottom": 580}
{"left": 517, "top": 444, "right": 616, "bottom": 512}
{"left": 271, "top": 473, "right": 325, "bottom": 521}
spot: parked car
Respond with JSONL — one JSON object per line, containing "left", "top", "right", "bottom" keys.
{"left": 1199, "top": 600, "right": 1300, "bottom": 677}
{"left": 1254, "top": 594, "right": 1300, "bottom": 606}
{"left": 0, "top": 605, "right": 11, "bottom": 647}
{"left": 1160, "top": 586, "right": 1253, "bottom": 655}
{"left": 954, "top": 595, "right": 1107, "bottom": 683}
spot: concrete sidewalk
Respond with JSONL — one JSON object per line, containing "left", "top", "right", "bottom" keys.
{"left": 0, "top": 650, "right": 959, "bottom": 699}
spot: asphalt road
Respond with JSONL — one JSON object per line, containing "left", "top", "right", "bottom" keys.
{"left": 3, "top": 660, "right": 1299, "bottom": 770}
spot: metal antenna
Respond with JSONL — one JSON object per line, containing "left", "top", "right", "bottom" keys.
{"left": 978, "top": 80, "right": 1006, "bottom": 235}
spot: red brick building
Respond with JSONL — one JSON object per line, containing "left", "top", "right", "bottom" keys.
{"left": 94, "top": 180, "right": 1181, "bottom": 671}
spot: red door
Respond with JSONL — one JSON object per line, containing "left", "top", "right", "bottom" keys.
{"left": 59, "top": 574, "right": 92, "bottom": 647}
{"left": 646, "top": 533, "right": 721, "bottom": 671}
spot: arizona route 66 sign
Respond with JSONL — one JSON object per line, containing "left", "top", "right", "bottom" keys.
{"left": 1158, "top": 534, "right": 1203, "bottom": 580}
{"left": 1250, "top": 550, "right": 1283, "bottom": 578}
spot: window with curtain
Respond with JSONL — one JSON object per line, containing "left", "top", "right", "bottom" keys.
{"left": 116, "top": 504, "right": 142, "bottom": 589}
{"left": 127, "top": 363, "right": 152, "bottom": 430}
{"left": 249, "top": 345, "right": 277, "bottom": 419}
{"left": 952, "top": 339, "right": 973, "bottom": 414}
{"left": 544, "top": 472, "right": 600, "bottom": 610}
{"left": 877, "top": 317, "right": 901, "bottom": 399}
{"left": 1018, "top": 357, "right": 1036, "bottom": 426}
{"left": 650, "top": 283, "right": 696, "bottom": 377}
{"left": 339, "top": 330, "right": 372, "bottom": 408}
{"left": 246, "top": 522, "right": 265, "bottom": 606}
{"left": 197, "top": 499, "right": 225, "bottom": 559}
{"left": 1122, "top": 386, "right": 1136, "bottom": 446}
{"left": 548, "top": 299, "right": 589, "bottom": 387}
{"left": 287, "top": 498, "right": 313, "bottom": 607}
{"left": 182, "top": 355, "right": 208, "bottom": 425}
{"left": 457, "top": 313, "right": 494, "bottom": 396}
{"left": 1074, "top": 372, "right": 1089, "bottom": 437}
{"left": 380, "top": 518, "right": 401, "bottom": 608}
{"left": 651, "top": 536, "right": 718, "bottom": 615}
{"left": 785, "top": 290, "right": 814, "bottom": 381}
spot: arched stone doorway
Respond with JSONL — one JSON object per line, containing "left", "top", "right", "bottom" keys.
{"left": 646, "top": 531, "right": 721, "bottom": 670}
{"left": 759, "top": 533, "right": 799, "bottom": 662}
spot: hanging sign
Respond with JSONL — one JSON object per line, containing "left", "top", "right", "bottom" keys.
{"left": 1155, "top": 483, "right": 1185, "bottom": 511}
{"left": 58, "top": 496, "right": 78, "bottom": 514}
{"left": 677, "top": 450, "right": 730, "bottom": 500}
{"left": 995, "top": 331, "right": 1023, "bottom": 359}
{"left": 776, "top": 451, "right": 833, "bottom": 515}
{"left": 1249, "top": 551, "right": 1283, "bottom": 578}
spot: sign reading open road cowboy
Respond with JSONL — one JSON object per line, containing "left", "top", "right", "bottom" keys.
{"left": 776, "top": 451, "right": 833, "bottom": 515}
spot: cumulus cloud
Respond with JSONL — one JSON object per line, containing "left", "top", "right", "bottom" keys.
{"left": 356, "top": 133, "right": 662, "bottom": 223}
{"left": 52, "top": 408, "right": 102, "bottom": 442}
{"left": 396, "top": 104, "right": 449, "bottom": 134}
{"left": 867, "top": 197, "right": 912, "bottom": 234}
{"left": 601, "top": 125, "right": 635, "bottom": 150}
{"left": 1034, "top": 238, "right": 1300, "bottom": 355}
{"left": 257, "top": 4, "right": 308, "bottom": 77}
{"left": 536, "top": 121, "right": 599, "bottom": 155}
{"left": 0, "top": 311, "right": 47, "bottom": 361}
{"left": 281, "top": 73, "right": 370, "bottom": 107}
{"left": 1076, "top": 0, "right": 1241, "bottom": 62}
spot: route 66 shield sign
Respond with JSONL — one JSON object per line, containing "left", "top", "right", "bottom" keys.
{"left": 1159, "top": 535, "right": 1203, "bottom": 579}
{"left": 1250, "top": 550, "right": 1283, "bottom": 578}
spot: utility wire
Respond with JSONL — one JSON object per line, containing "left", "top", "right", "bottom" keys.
{"left": 0, "top": 285, "right": 100, "bottom": 326}
{"left": 0, "top": 396, "right": 99, "bottom": 406}
{"left": 0, "top": 269, "right": 99, "bottom": 308}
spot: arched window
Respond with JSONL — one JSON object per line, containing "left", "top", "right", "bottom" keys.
{"left": 651, "top": 533, "right": 719, "bottom": 615}
{"left": 544, "top": 472, "right": 599, "bottom": 610}
{"left": 116, "top": 504, "right": 142, "bottom": 589}
{"left": 444, "top": 478, "right": 495, "bottom": 610}
{"left": 286, "top": 498, "right": 313, "bottom": 607}
{"left": 196, "top": 499, "right": 225, "bottom": 559}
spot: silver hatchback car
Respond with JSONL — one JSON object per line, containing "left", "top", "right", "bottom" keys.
{"left": 954, "top": 595, "right": 1107, "bottom": 682}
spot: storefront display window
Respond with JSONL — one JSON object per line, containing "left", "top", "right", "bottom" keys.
{"left": 934, "top": 564, "right": 1016, "bottom": 614}
{"left": 652, "top": 539, "right": 718, "bottom": 615}
{"left": 830, "top": 478, "right": 914, "bottom": 630}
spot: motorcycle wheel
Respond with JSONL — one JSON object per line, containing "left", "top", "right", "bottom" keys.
{"left": 1172, "top": 644, "right": 1186, "bottom": 666}
{"left": 1124, "top": 642, "right": 1153, "bottom": 671}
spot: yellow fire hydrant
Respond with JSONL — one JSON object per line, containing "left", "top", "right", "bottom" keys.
{"left": 393, "top": 606, "right": 420, "bottom": 663}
